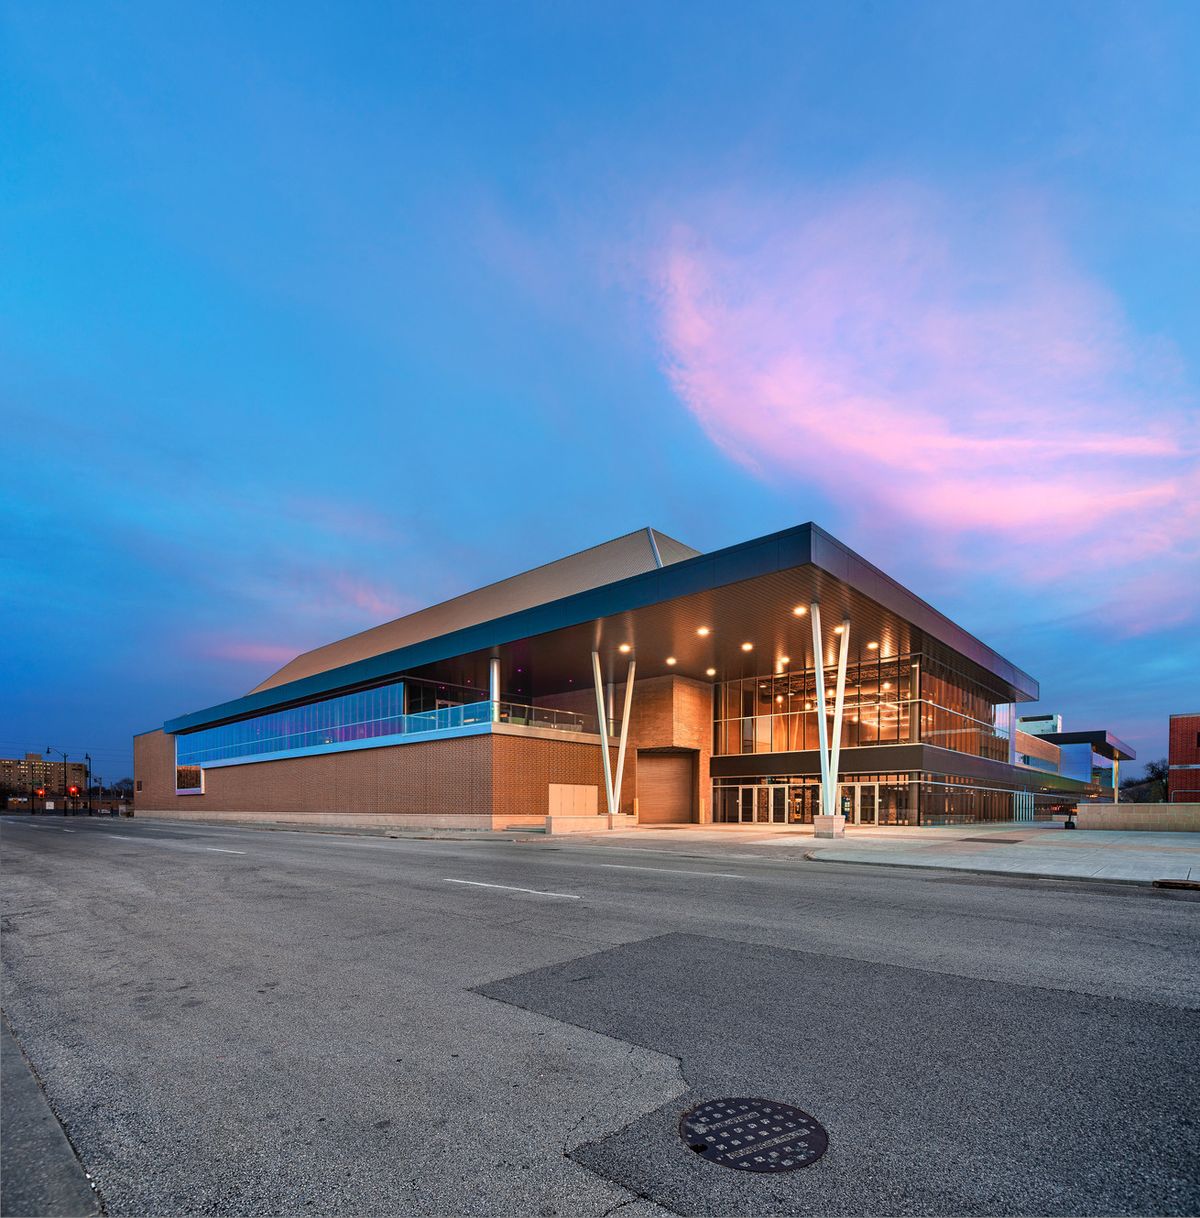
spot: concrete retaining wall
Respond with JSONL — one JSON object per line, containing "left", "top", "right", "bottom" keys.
{"left": 1074, "top": 803, "right": 1200, "bottom": 831}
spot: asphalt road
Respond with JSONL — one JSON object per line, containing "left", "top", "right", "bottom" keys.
{"left": 2, "top": 814, "right": 1198, "bottom": 1217}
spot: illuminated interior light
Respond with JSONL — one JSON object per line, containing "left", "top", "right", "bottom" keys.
{"left": 741, "top": 641, "right": 753, "bottom": 651}
{"left": 833, "top": 625, "right": 844, "bottom": 634}
{"left": 792, "top": 605, "right": 808, "bottom": 616}
{"left": 705, "top": 667, "right": 717, "bottom": 677}
{"left": 697, "top": 626, "right": 711, "bottom": 636}
{"left": 867, "top": 641, "right": 879, "bottom": 650}
{"left": 665, "top": 656, "right": 677, "bottom": 666}
{"left": 618, "top": 643, "right": 631, "bottom": 654}
{"left": 779, "top": 656, "right": 790, "bottom": 666}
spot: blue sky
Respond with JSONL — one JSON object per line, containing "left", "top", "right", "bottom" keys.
{"left": 2, "top": 1, "right": 1197, "bottom": 780}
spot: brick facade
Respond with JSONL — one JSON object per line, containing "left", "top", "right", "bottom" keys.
{"left": 135, "top": 673, "right": 714, "bottom": 828}
{"left": 1168, "top": 713, "right": 1200, "bottom": 804}
{"left": 134, "top": 726, "right": 618, "bottom": 828}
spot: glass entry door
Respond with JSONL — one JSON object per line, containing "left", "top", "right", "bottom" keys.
{"left": 738, "top": 787, "right": 755, "bottom": 823}
{"left": 838, "top": 783, "right": 879, "bottom": 825}
{"left": 857, "top": 784, "right": 877, "bottom": 825}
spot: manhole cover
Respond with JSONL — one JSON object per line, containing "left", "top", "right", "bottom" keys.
{"left": 679, "top": 1097, "right": 828, "bottom": 1172}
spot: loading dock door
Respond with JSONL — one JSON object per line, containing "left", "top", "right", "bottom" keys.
{"left": 637, "top": 752, "right": 695, "bottom": 824}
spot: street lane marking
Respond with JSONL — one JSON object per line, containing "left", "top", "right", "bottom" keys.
{"left": 595, "top": 863, "right": 743, "bottom": 879}
{"left": 62, "top": 829, "right": 74, "bottom": 833}
{"left": 204, "top": 847, "right": 246, "bottom": 854}
{"left": 444, "top": 879, "right": 581, "bottom": 899}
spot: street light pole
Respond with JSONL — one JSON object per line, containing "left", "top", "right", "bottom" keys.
{"left": 46, "top": 746, "right": 69, "bottom": 814}
{"left": 85, "top": 753, "right": 92, "bottom": 814}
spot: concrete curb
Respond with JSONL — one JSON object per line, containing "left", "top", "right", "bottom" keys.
{"left": 1, "top": 1014, "right": 100, "bottom": 1217}
{"left": 801, "top": 850, "right": 1160, "bottom": 887}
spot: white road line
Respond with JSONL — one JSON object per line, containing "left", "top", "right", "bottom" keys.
{"left": 62, "top": 829, "right": 74, "bottom": 833}
{"left": 595, "top": 863, "right": 743, "bottom": 879}
{"left": 444, "top": 878, "right": 581, "bottom": 899}
{"left": 204, "top": 847, "right": 246, "bottom": 855}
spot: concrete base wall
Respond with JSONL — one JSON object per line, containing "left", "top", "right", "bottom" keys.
{"left": 135, "top": 808, "right": 502, "bottom": 831}
{"left": 1074, "top": 803, "right": 1200, "bottom": 831}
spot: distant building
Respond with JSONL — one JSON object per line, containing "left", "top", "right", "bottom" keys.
{"left": 1168, "top": 713, "right": 1200, "bottom": 804}
{"left": 1016, "top": 713, "right": 1063, "bottom": 737}
{"left": 0, "top": 753, "right": 88, "bottom": 798}
{"left": 1014, "top": 717, "right": 1133, "bottom": 800}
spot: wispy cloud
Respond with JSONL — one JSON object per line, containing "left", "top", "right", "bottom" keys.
{"left": 652, "top": 183, "right": 1199, "bottom": 631}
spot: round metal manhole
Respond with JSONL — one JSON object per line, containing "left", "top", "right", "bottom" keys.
{"left": 679, "top": 1097, "right": 828, "bottom": 1172}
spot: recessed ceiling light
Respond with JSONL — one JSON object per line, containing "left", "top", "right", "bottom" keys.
{"left": 705, "top": 667, "right": 717, "bottom": 677}
{"left": 779, "top": 656, "right": 790, "bottom": 665}
{"left": 833, "top": 625, "right": 844, "bottom": 634}
{"left": 882, "top": 681, "right": 892, "bottom": 690}
{"left": 618, "top": 643, "right": 631, "bottom": 653}
{"left": 775, "top": 694, "right": 784, "bottom": 704}
{"left": 697, "top": 626, "right": 711, "bottom": 637}
{"left": 741, "top": 642, "right": 753, "bottom": 651}
{"left": 867, "top": 641, "right": 879, "bottom": 650}
{"left": 666, "top": 656, "right": 677, "bottom": 666}
{"left": 793, "top": 605, "right": 808, "bottom": 616}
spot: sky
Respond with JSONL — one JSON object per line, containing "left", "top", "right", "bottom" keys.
{"left": 1, "top": 1, "right": 1197, "bottom": 781}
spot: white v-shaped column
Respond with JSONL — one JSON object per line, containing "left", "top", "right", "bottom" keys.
{"left": 591, "top": 650, "right": 635, "bottom": 817}
{"left": 809, "top": 605, "right": 851, "bottom": 819}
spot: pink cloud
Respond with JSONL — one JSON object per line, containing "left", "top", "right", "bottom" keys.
{"left": 202, "top": 640, "right": 302, "bottom": 665}
{"left": 652, "top": 184, "right": 1199, "bottom": 629}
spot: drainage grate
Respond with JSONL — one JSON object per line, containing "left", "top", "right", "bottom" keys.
{"left": 679, "top": 1097, "right": 828, "bottom": 1172}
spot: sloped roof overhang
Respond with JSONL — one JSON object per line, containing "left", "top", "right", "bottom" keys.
{"left": 165, "top": 523, "right": 1039, "bottom": 735}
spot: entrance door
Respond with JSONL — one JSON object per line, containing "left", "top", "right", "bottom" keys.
{"left": 836, "top": 783, "right": 879, "bottom": 825}
{"left": 769, "top": 786, "right": 787, "bottom": 824}
{"left": 789, "top": 784, "right": 820, "bottom": 824}
{"left": 738, "top": 786, "right": 755, "bottom": 823}
{"left": 858, "top": 784, "right": 878, "bottom": 825}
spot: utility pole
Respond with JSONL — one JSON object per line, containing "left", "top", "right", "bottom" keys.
{"left": 46, "top": 747, "right": 69, "bottom": 814}
{"left": 85, "top": 753, "right": 92, "bottom": 814}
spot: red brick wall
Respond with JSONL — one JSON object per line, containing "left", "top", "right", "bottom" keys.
{"left": 492, "top": 732, "right": 616, "bottom": 820}
{"left": 1168, "top": 713, "right": 1200, "bottom": 803}
{"left": 135, "top": 729, "right": 493, "bottom": 818}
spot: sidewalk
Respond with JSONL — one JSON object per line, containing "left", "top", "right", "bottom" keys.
{"left": 538, "top": 822, "right": 1200, "bottom": 886}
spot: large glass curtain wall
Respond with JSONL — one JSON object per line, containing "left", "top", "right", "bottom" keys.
{"left": 713, "top": 652, "right": 1009, "bottom": 761}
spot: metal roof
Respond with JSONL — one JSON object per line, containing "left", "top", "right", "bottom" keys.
{"left": 1037, "top": 730, "right": 1137, "bottom": 762}
{"left": 165, "top": 522, "right": 1040, "bottom": 735}
{"left": 249, "top": 526, "right": 697, "bottom": 693}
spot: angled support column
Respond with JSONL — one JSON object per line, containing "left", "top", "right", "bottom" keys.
{"left": 810, "top": 603, "right": 832, "bottom": 816}
{"left": 612, "top": 660, "right": 636, "bottom": 816}
{"left": 828, "top": 618, "right": 851, "bottom": 818}
{"left": 489, "top": 656, "right": 501, "bottom": 723}
{"left": 591, "top": 650, "right": 616, "bottom": 817}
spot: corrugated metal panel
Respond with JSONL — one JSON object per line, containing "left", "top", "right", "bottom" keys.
{"left": 250, "top": 528, "right": 700, "bottom": 694}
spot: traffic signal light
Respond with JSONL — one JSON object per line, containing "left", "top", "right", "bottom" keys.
{"left": 35, "top": 787, "right": 45, "bottom": 797}
{"left": 68, "top": 785, "right": 79, "bottom": 796}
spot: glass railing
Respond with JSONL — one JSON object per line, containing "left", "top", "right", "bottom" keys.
{"left": 496, "top": 701, "right": 614, "bottom": 735}
{"left": 180, "top": 699, "right": 612, "bottom": 767}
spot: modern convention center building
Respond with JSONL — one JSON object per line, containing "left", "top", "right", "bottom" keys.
{"left": 134, "top": 524, "right": 1129, "bottom": 831}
